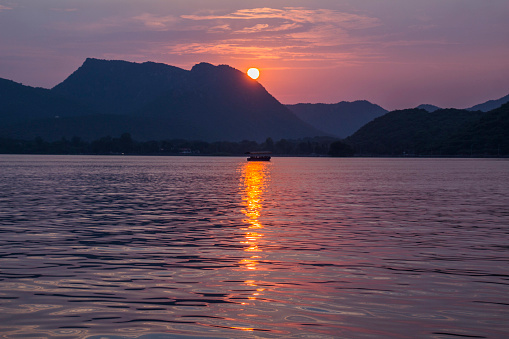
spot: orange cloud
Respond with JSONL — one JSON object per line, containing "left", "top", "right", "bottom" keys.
{"left": 172, "top": 7, "right": 381, "bottom": 62}
{"left": 169, "top": 41, "right": 277, "bottom": 57}
{"left": 182, "top": 7, "right": 379, "bottom": 29}
{"left": 235, "top": 24, "right": 269, "bottom": 34}
{"left": 208, "top": 24, "right": 231, "bottom": 33}
{"left": 133, "top": 13, "right": 179, "bottom": 31}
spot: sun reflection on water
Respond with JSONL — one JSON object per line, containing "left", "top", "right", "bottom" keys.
{"left": 239, "top": 161, "right": 271, "bottom": 303}
{"left": 240, "top": 161, "right": 270, "bottom": 266}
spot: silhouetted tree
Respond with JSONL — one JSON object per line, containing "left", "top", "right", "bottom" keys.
{"left": 262, "top": 137, "right": 274, "bottom": 152}
{"left": 329, "top": 141, "right": 354, "bottom": 157}
{"left": 119, "top": 133, "right": 134, "bottom": 153}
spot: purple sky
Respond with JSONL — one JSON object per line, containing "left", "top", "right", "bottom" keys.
{"left": 1, "top": 0, "right": 508, "bottom": 110}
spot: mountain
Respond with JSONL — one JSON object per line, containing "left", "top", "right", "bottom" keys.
{"left": 286, "top": 100, "right": 387, "bottom": 138}
{"left": 439, "top": 102, "right": 509, "bottom": 155}
{"left": 467, "top": 93, "right": 509, "bottom": 112}
{"left": 412, "top": 94, "right": 509, "bottom": 113}
{"left": 51, "top": 58, "right": 189, "bottom": 115}
{"left": 119, "top": 62, "right": 322, "bottom": 141}
{"left": 0, "top": 78, "right": 95, "bottom": 126}
{"left": 416, "top": 104, "right": 441, "bottom": 112}
{"left": 345, "top": 108, "right": 484, "bottom": 155}
{"left": 1, "top": 58, "right": 323, "bottom": 142}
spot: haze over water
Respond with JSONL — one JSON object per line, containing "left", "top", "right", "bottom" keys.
{"left": 0, "top": 155, "right": 508, "bottom": 338}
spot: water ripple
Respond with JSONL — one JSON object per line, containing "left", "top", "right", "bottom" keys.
{"left": 0, "top": 155, "right": 508, "bottom": 338}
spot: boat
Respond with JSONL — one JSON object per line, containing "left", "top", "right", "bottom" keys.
{"left": 246, "top": 151, "right": 271, "bottom": 161}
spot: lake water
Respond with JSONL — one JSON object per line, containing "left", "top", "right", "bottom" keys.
{"left": 0, "top": 155, "right": 508, "bottom": 338}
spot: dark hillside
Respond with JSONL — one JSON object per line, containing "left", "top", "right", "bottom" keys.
{"left": 439, "top": 103, "right": 509, "bottom": 155}
{"left": 0, "top": 78, "right": 95, "bottom": 126}
{"left": 2, "top": 59, "right": 322, "bottom": 142}
{"left": 128, "top": 63, "right": 322, "bottom": 141}
{"left": 51, "top": 58, "right": 189, "bottom": 115}
{"left": 416, "top": 104, "right": 441, "bottom": 112}
{"left": 467, "top": 93, "right": 509, "bottom": 112}
{"left": 286, "top": 100, "right": 387, "bottom": 138}
{"left": 346, "top": 108, "right": 484, "bottom": 155}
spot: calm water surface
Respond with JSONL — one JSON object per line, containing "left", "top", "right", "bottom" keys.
{"left": 0, "top": 155, "right": 508, "bottom": 338}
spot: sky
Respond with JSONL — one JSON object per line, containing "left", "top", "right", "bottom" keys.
{"left": 1, "top": 0, "right": 508, "bottom": 110}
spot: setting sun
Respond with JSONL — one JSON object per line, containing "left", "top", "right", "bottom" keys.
{"left": 247, "top": 68, "right": 260, "bottom": 80}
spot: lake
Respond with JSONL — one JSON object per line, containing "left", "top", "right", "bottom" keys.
{"left": 0, "top": 155, "right": 508, "bottom": 338}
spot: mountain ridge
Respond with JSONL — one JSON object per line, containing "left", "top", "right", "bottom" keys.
{"left": 467, "top": 93, "right": 509, "bottom": 112}
{"left": 416, "top": 104, "right": 441, "bottom": 112}
{"left": 345, "top": 104, "right": 508, "bottom": 155}
{"left": 286, "top": 100, "right": 388, "bottom": 138}
{"left": 0, "top": 77, "right": 96, "bottom": 125}
{"left": 2, "top": 58, "right": 323, "bottom": 142}
{"left": 1, "top": 58, "right": 508, "bottom": 145}
{"left": 414, "top": 93, "right": 509, "bottom": 113}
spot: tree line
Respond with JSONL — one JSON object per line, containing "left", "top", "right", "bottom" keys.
{"left": 0, "top": 133, "right": 355, "bottom": 157}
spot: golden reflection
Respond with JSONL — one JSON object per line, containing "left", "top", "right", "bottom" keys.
{"left": 239, "top": 162, "right": 270, "bottom": 265}
{"left": 231, "top": 327, "right": 255, "bottom": 332}
{"left": 238, "top": 161, "right": 271, "bottom": 302}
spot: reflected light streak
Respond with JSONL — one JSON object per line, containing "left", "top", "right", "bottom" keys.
{"left": 240, "top": 162, "right": 270, "bottom": 264}
{"left": 239, "top": 161, "right": 271, "bottom": 300}
{"left": 231, "top": 327, "right": 255, "bottom": 332}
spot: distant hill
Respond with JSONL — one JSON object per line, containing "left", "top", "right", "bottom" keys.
{"left": 415, "top": 93, "right": 509, "bottom": 113}
{"left": 345, "top": 108, "right": 484, "bottom": 155}
{"left": 416, "top": 104, "right": 441, "bottom": 112}
{"left": 286, "top": 100, "right": 387, "bottom": 138}
{"left": 51, "top": 58, "right": 189, "bottom": 115}
{"left": 0, "top": 78, "right": 95, "bottom": 126}
{"left": 440, "top": 102, "right": 509, "bottom": 155}
{"left": 1, "top": 59, "right": 323, "bottom": 142}
{"left": 119, "top": 62, "right": 322, "bottom": 141}
{"left": 3, "top": 58, "right": 507, "bottom": 146}
{"left": 467, "top": 93, "right": 509, "bottom": 112}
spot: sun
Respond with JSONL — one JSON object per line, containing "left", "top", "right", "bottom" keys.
{"left": 247, "top": 68, "right": 260, "bottom": 80}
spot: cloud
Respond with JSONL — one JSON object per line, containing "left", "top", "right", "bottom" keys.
{"left": 180, "top": 7, "right": 380, "bottom": 37}
{"left": 132, "top": 13, "right": 179, "bottom": 31}
{"left": 24, "top": 5, "right": 383, "bottom": 71}
{"left": 208, "top": 24, "right": 231, "bottom": 33}
{"left": 169, "top": 41, "right": 277, "bottom": 57}
{"left": 104, "top": 7, "right": 381, "bottom": 52}
{"left": 235, "top": 24, "right": 269, "bottom": 34}
{"left": 182, "top": 7, "right": 379, "bottom": 29}
{"left": 181, "top": 7, "right": 284, "bottom": 21}
{"left": 0, "top": 4, "right": 12, "bottom": 11}
{"left": 266, "top": 22, "right": 302, "bottom": 32}
{"left": 166, "top": 37, "right": 364, "bottom": 66}
{"left": 172, "top": 7, "right": 381, "bottom": 62}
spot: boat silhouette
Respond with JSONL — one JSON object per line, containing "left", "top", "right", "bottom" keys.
{"left": 246, "top": 151, "right": 271, "bottom": 161}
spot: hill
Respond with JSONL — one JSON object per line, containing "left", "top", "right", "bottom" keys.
{"left": 0, "top": 78, "right": 95, "bottom": 126}
{"left": 416, "top": 104, "right": 441, "bottom": 112}
{"left": 127, "top": 62, "right": 323, "bottom": 141}
{"left": 414, "top": 93, "right": 509, "bottom": 113}
{"left": 467, "top": 93, "right": 509, "bottom": 112}
{"left": 286, "top": 100, "right": 387, "bottom": 138}
{"left": 345, "top": 108, "right": 484, "bottom": 155}
{"left": 439, "top": 102, "right": 509, "bottom": 155}
{"left": 51, "top": 58, "right": 189, "bottom": 115}
{"left": 1, "top": 59, "right": 322, "bottom": 142}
